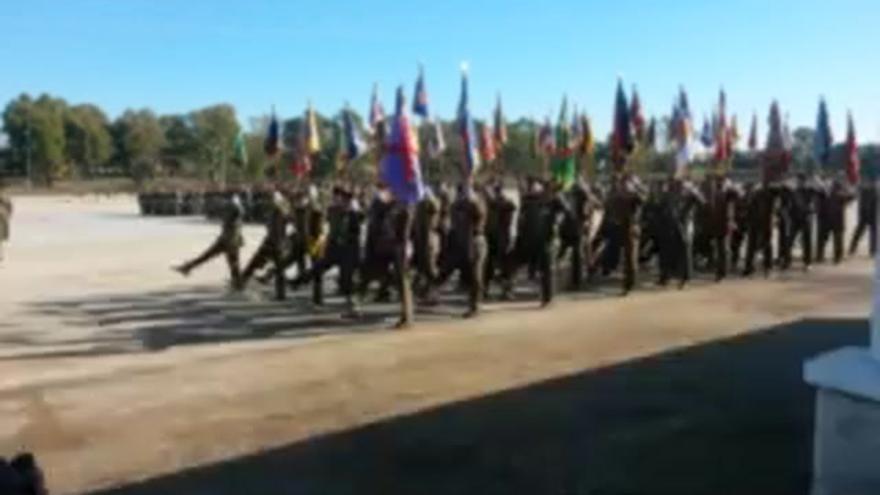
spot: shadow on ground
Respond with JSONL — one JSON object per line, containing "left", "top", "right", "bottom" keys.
{"left": 82, "top": 317, "right": 866, "bottom": 495}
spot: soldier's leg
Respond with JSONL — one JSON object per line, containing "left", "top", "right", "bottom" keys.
{"left": 393, "top": 247, "right": 414, "bottom": 328}
{"left": 743, "top": 227, "right": 758, "bottom": 276}
{"left": 714, "top": 235, "right": 728, "bottom": 282}
{"left": 225, "top": 247, "right": 242, "bottom": 289}
{"left": 570, "top": 234, "right": 583, "bottom": 290}
{"left": 539, "top": 244, "right": 553, "bottom": 306}
{"left": 679, "top": 237, "right": 693, "bottom": 288}
{"left": 833, "top": 226, "right": 844, "bottom": 264}
{"left": 239, "top": 241, "right": 271, "bottom": 286}
{"left": 761, "top": 226, "right": 773, "bottom": 277}
{"left": 623, "top": 233, "right": 637, "bottom": 295}
{"left": 870, "top": 217, "right": 877, "bottom": 256}
{"left": 848, "top": 220, "right": 866, "bottom": 256}
{"left": 802, "top": 219, "right": 813, "bottom": 268}
{"left": 464, "top": 239, "right": 486, "bottom": 317}
{"left": 339, "top": 248, "right": 359, "bottom": 315}
{"left": 272, "top": 246, "right": 286, "bottom": 301}
{"left": 178, "top": 237, "right": 226, "bottom": 274}
{"left": 816, "top": 220, "right": 829, "bottom": 263}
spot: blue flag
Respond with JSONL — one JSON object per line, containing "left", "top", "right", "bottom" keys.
{"left": 342, "top": 106, "right": 367, "bottom": 162}
{"left": 457, "top": 69, "right": 480, "bottom": 177}
{"left": 412, "top": 66, "right": 430, "bottom": 118}
{"left": 813, "top": 98, "right": 833, "bottom": 166}
{"left": 264, "top": 110, "right": 280, "bottom": 157}
{"left": 380, "top": 86, "right": 425, "bottom": 204}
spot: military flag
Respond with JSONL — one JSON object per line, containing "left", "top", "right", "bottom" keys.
{"left": 456, "top": 67, "right": 481, "bottom": 178}
{"left": 493, "top": 94, "right": 508, "bottom": 148}
{"left": 380, "top": 86, "right": 425, "bottom": 204}
{"left": 427, "top": 120, "right": 446, "bottom": 159}
{"left": 748, "top": 113, "right": 758, "bottom": 152}
{"left": 630, "top": 86, "right": 646, "bottom": 142}
{"left": 368, "top": 83, "right": 385, "bottom": 135}
{"left": 233, "top": 131, "right": 248, "bottom": 166}
{"left": 264, "top": 109, "right": 281, "bottom": 157}
{"left": 579, "top": 114, "right": 594, "bottom": 157}
{"left": 611, "top": 79, "right": 633, "bottom": 170}
{"left": 645, "top": 117, "right": 657, "bottom": 150}
{"left": 813, "top": 98, "right": 833, "bottom": 167}
{"left": 341, "top": 105, "right": 367, "bottom": 163}
{"left": 551, "top": 96, "right": 576, "bottom": 189}
{"left": 669, "top": 86, "right": 693, "bottom": 177}
{"left": 539, "top": 117, "right": 555, "bottom": 154}
{"left": 845, "top": 112, "right": 860, "bottom": 185}
{"left": 412, "top": 66, "right": 430, "bottom": 119}
{"left": 763, "top": 100, "right": 790, "bottom": 182}
{"left": 304, "top": 102, "right": 321, "bottom": 154}
{"left": 700, "top": 115, "right": 715, "bottom": 148}
{"left": 479, "top": 123, "right": 496, "bottom": 164}
{"left": 714, "top": 89, "right": 730, "bottom": 163}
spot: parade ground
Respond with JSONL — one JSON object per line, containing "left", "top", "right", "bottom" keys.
{"left": 0, "top": 195, "right": 872, "bottom": 494}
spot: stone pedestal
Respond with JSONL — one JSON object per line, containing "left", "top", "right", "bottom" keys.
{"left": 804, "top": 347, "right": 880, "bottom": 495}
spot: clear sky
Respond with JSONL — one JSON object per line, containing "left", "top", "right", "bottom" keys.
{"left": 2, "top": 0, "right": 878, "bottom": 142}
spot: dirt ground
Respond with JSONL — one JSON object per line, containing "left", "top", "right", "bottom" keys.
{"left": 0, "top": 195, "right": 873, "bottom": 494}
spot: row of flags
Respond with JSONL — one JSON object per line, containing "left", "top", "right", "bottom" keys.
{"left": 247, "top": 69, "right": 864, "bottom": 204}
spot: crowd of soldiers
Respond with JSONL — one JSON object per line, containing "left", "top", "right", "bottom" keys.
{"left": 154, "top": 171, "right": 876, "bottom": 329}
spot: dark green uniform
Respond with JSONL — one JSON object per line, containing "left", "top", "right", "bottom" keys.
{"left": 558, "top": 180, "right": 600, "bottom": 290}
{"left": 742, "top": 183, "right": 777, "bottom": 277}
{"left": 817, "top": 180, "right": 855, "bottom": 264}
{"left": 359, "top": 195, "right": 395, "bottom": 303}
{"left": 704, "top": 176, "right": 741, "bottom": 281}
{"left": 0, "top": 192, "right": 11, "bottom": 262}
{"left": 604, "top": 176, "right": 647, "bottom": 295}
{"left": 656, "top": 179, "right": 705, "bottom": 288}
{"left": 290, "top": 190, "right": 363, "bottom": 311}
{"left": 413, "top": 193, "right": 441, "bottom": 300}
{"left": 849, "top": 181, "right": 877, "bottom": 256}
{"left": 484, "top": 186, "right": 516, "bottom": 298}
{"left": 505, "top": 182, "right": 570, "bottom": 306}
{"left": 240, "top": 193, "right": 290, "bottom": 300}
{"left": 436, "top": 188, "right": 488, "bottom": 317}
{"left": 176, "top": 196, "right": 245, "bottom": 287}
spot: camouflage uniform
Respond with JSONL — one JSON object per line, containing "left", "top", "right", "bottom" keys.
{"left": 483, "top": 184, "right": 516, "bottom": 298}
{"left": 435, "top": 187, "right": 488, "bottom": 317}
{"left": 176, "top": 196, "right": 245, "bottom": 287}
{"left": 655, "top": 179, "right": 705, "bottom": 288}
{"left": 849, "top": 181, "right": 877, "bottom": 256}
{"left": 413, "top": 193, "right": 441, "bottom": 299}
{"left": 817, "top": 180, "right": 856, "bottom": 264}
{"left": 240, "top": 193, "right": 291, "bottom": 300}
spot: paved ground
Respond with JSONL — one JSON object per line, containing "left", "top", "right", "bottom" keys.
{"left": 0, "top": 195, "right": 873, "bottom": 494}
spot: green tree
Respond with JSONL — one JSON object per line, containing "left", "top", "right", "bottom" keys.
{"left": 64, "top": 104, "right": 112, "bottom": 178}
{"left": 189, "top": 104, "right": 240, "bottom": 183}
{"left": 113, "top": 109, "right": 165, "bottom": 183}
{"left": 158, "top": 114, "right": 198, "bottom": 176}
{"left": 2, "top": 93, "right": 68, "bottom": 185}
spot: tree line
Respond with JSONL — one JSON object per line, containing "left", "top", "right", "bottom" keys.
{"left": 1, "top": 92, "right": 876, "bottom": 187}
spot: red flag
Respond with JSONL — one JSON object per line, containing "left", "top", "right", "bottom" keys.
{"left": 630, "top": 86, "right": 645, "bottom": 142}
{"left": 845, "top": 112, "right": 860, "bottom": 184}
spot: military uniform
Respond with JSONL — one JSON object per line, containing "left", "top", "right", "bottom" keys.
{"left": 0, "top": 192, "right": 11, "bottom": 262}
{"left": 849, "top": 181, "right": 877, "bottom": 256}
{"left": 240, "top": 193, "right": 291, "bottom": 300}
{"left": 413, "top": 193, "right": 441, "bottom": 299}
{"left": 435, "top": 187, "right": 488, "bottom": 317}
{"left": 603, "top": 176, "right": 647, "bottom": 294}
{"left": 483, "top": 186, "right": 516, "bottom": 298}
{"left": 505, "top": 181, "right": 570, "bottom": 305}
{"left": 704, "top": 176, "right": 742, "bottom": 281}
{"left": 290, "top": 189, "right": 363, "bottom": 311}
{"left": 782, "top": 176, "right": 822, "bottom": 270}
{"left": 558, "top": 180, "right": 600, "bottom": 290}
{"left": 742, "top": 183, "right": 777, "bottom": 277}
{"left": 656, "top": 179, "right": 705, "bottom": 287}
{"left": 359, "top": 194, "right": 396, "bottom": 303}
{"left": 817, "top": 180, "right": 856, "bottom": 264}
{"left": 176, "top": 196, "right": 245, "bottom": 287}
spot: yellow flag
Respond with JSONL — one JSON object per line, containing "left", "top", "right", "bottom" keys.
{"left": 306, "top": 102, "right": 321, "bottom": 154}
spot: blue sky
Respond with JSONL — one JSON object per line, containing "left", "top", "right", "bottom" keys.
{"left": 2, "top": 0, "right": 878, "bottom": 142}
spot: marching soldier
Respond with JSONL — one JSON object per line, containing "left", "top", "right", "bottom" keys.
{"left": 782, "top": 174, "right": 821, "bottom": 270}
{"left": 655, "top": 177, "right": 705, "bottom": 288}
{"left": 704, "top": 174, "right": 742, "bottom": 281}
{"left": 412, "top": 187, "right": 441, "bottom": 301}
{"left": 289, "top": 186, "right": 363, "bottom": 314}
{"left": 483, "top": 182, "right": 516, "bottom": 298}
{"left": 817, "top": 179, "right": 856, "bottom": 264}
{"left": 359, "top": 186, "right": 396, "bottom": 303}
{"left": 174, "top": 193, "right": 245, "bottom": 288}
{"left": 0, "top": 189, "right": 11, "bottom": 263}
{"left": 742, "top": 180, "right": 777, "bottom": 277}
{"left": 849, "top": 179, "right": 877, "bottom": 257}
{"left": 239, "top": 190, "right": 290, "bottom": 300}
{"left": 604, "top": 173, "right": 647, "bottom": 295}
{"left": 558, "top": 179, "right": 601, "bottom": 290}
{"left": 434, "top": 182, "right": 487, "bottom": 318}
{"left": 504, "top": 177, "right": 570, "bottom": 306}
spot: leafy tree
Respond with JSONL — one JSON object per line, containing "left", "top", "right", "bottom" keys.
{"left": 112, "top": 109, "right": 165, "bottom": 184}
{"left": 189, "top": 104, "right": 240, "bottom": 183}
{"left": 2, "top": 93, "right": 68, "bottom": 185}
{"left": 64, "top": 104, "right": 112, "bottom": 178}
{"left": 158, "top": 114, "right": 198, "bottom": 176}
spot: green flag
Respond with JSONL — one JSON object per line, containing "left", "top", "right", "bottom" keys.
{"left": 233, "top": 131, "right": 248, "bottom": 167}
{"left": 551, "top": 96, "right": 576, "bottom": 190}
